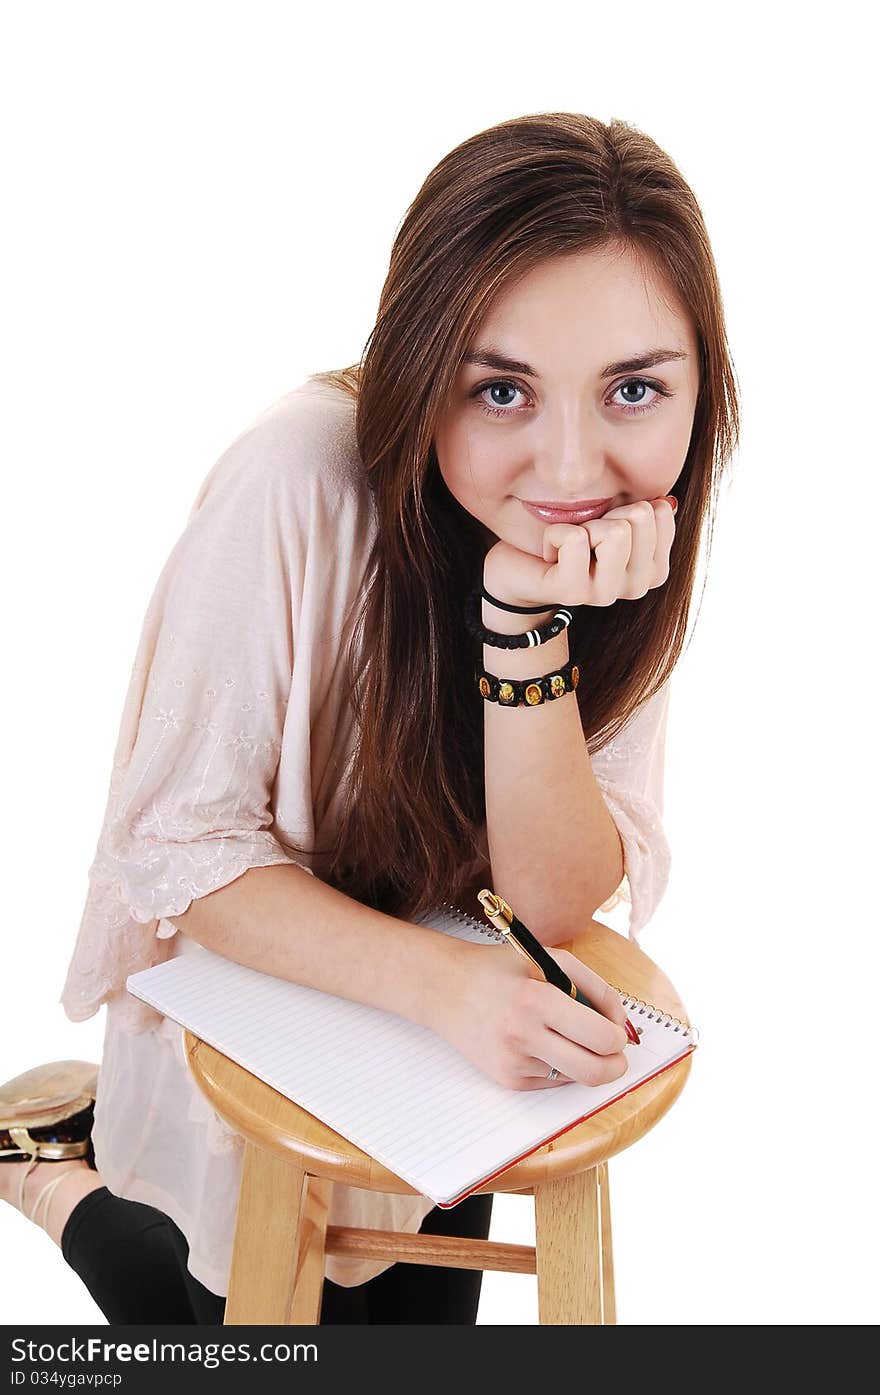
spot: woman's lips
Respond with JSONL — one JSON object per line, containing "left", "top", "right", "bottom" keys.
{"left": 520, "top": 498, "right": 614, "bottom": 523}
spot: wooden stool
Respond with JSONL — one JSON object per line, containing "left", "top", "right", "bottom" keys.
{"left": 185, "top": 918, "right": 693, "bottom": 1325}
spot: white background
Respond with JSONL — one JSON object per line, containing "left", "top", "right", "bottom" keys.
{"left": 2, "top": 1, "right": 877, "bottom": 1326}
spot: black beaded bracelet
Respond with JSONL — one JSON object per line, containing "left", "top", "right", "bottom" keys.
{"left": 464, "top": 587, "right": 575, "bottom": 649}
{"left": 475, "top": 656, "right": 580, "bottom": 706}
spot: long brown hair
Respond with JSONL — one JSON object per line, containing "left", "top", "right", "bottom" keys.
{"left": 307, "top": 111, "right": 740, "bottom": 922}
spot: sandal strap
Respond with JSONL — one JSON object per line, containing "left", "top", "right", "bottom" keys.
{"left": 17, "top": 1154, "right": 39, "bottom": 1217}
{"left": 6, "top": 1125, "right": 90, "bottom": 1163}
{"left": 16, "top": 1153, "right": 75, "bottom": 1229}
{"left": 28, "top": 1169, "right": 74, "bottom": 1230}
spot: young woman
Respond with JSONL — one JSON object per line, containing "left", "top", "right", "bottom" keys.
{"left": 0, "top": 110, "right": 739, "bottom": 1324}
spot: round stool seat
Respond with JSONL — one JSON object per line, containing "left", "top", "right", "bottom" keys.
{"left": 185, "top": 918, "right": 693, "bottom": 1196}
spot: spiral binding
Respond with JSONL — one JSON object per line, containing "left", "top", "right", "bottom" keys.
{"left": 611, "top": 986, "right": 698, "bottom": 1043}
{"left": 436, "top": 899, "right": 507, "bottom": 943}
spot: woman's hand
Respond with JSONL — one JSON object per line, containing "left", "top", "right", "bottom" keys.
{"left": 438, "top": 940, "right": 631, "bottom": 1091}
{"left": 484, "top": 495, "right": 678, "bottom": 609}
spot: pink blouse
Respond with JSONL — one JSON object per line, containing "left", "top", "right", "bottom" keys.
{"left": 58, "top": 378, "right": 673, "bottom": 1295}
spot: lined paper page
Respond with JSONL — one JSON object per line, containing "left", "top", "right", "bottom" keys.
{"left": 126, "top": 918, "right": 695, "bottom": 1207}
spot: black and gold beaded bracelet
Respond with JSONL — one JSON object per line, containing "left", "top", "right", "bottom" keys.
{"left": 474, "top": 656, "right": 580, "bottom": 707}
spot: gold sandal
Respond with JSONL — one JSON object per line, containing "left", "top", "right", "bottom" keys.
{"left": 0, "top": 1061, "right": 99, "bottom": 1223}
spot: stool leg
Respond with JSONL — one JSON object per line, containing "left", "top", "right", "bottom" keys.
{"left": 290, "top": 1175, "right": 332, "bottom": 1324}
{"left": 225, "top": 1140, "right": 330, "bottom": 1324}
{"left": 597, "top": 1161, "right": 616, "bottom": 1324}
{"left": 534, "top": 1167, "right": 604, "bottom": 1324}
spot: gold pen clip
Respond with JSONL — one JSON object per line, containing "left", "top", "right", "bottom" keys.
{"left": 477, "top": 888, "right": 513, "bottom": 931}
{"left": 477, "top": 888, "right": 548, "bottom": 982}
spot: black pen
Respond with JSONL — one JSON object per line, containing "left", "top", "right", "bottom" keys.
{"left": 476, "top": 889, "right": 640, "bottom": 1046}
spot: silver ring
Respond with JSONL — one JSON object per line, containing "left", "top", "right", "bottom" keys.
{"left": 546, "top": 1066, "right": 559, "bottom": 1081}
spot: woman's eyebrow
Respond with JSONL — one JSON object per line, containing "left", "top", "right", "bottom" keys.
{"left": 462, "top": 345, "right": 689, "bottom": 378}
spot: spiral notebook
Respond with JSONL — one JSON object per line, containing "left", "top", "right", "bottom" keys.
{"left": 125, "top": 901, "right": 698, "bottom": 1208}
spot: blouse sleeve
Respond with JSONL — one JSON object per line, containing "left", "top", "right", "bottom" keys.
{"left": 108, "top": 445, "right": 318, "bottom": 932}
{"left": 590, "top": 678, "right": 673, "bottom": 940}
{"left": 60, "top": 419, "right": 324, "bottom": 1025}
{"left": 59, "top": 382, "right": 376, "bottom": 1026}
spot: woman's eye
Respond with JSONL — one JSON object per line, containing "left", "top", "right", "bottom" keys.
{"left": 475, "top": 380, "right": 528, "bottom": 417}
{"left": 612, "top": 378, "right": 672, "bottom": 416}
{"left": 472, "top": 376, "right": 673, "bottom": 420}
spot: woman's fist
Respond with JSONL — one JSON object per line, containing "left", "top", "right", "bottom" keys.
{"left": 484, "top": 495, "right": 678, "bottom": 609}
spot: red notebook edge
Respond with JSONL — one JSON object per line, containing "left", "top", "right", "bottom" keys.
{"left": 433, "top": 1042, "right": 697, "bottom": 1209}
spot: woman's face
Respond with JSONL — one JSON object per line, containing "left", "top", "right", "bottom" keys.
{"left": 433, "top": 244, "right": 701, "bottom": 556}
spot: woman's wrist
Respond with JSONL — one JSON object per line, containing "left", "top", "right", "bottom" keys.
{"left": 480, "top": 596, "right": 556, "bottom": 634}
{"left": 480, "top": 601, "right": 571, "bottom": 677}
{"left": 422, "top": 934, "right": 483, "bottom": 1037}
{"left": 480, "top": 574, "right": 569, "bottom": 677}
{"left": 480, "top": 562, "right": 557, "bottom": 629}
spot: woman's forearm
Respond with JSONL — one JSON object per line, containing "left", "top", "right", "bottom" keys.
{"left": 481, "top": 598, "right": 624, "bottom": 946}
{"left": 167, "top": 863, "right": 467, "bottom": 1033}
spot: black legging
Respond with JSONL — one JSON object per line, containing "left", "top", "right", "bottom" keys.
{"left": 60, "top": 1185, "right": 494, "bottom": 1324}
